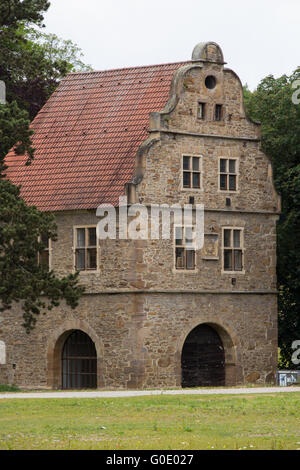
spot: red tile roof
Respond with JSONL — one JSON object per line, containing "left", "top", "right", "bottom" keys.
{"left": 5, "top": 62, "right": 187, "bottom": 211}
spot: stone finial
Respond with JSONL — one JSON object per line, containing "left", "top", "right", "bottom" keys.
{"left": 191, "top": 42, "right": 224, "bottom": 64}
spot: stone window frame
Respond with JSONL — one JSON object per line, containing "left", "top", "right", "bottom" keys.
{"left": 218, "top": 156, "right": 239, "bottom": 193}
{"left": 38, "top": 235, "right": 52, "bottom": 271}
{"left": 73, "top": 225, "right": 100, "bottom": 274}
{"left": 173, "top": 224, "right": 197, "bottom": 272}
{"left": 197, "top": 101, "right": 206, "bottom": 120}
{"left": 221, "top": 226, "right": 245, "bottom": 275}
{"left": 214, "top": 103, "right": 224, "bottom": 121}
{"left": 181, "top": 154, "right": 203, "bottom": 192}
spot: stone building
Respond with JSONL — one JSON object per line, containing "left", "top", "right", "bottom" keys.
{"left": 0, "top": 42, "right": 281, "bottom": 389}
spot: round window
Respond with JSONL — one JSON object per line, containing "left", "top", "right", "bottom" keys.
{"left": 205, "top": 75, "right": 216, "bottom": 89}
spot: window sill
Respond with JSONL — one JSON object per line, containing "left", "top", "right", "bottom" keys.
{"left": 217, "top": 189, "right": 239, "bottom": 194}
{"left": 74, "top": 269, "right": 101, "bottom": 275}
{"left": 172, "top": 268, "right": 198, "bottom": 274}
{"left": 181, "top": 188, "right": 204, "bottom": 192}
{"left": 221, "top": 270, "right": 245, "bottom": 275}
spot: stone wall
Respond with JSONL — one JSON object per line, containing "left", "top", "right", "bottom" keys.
{"left": 0, "top": 291, "right": 277, "bottom": 389}
{"left": 48, "top": 209, "right": 278, "bottom": 293}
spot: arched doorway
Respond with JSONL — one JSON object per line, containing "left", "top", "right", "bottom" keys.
{"left": 181, "top": 324, "right": 225, "bottom": 387}
{"left": 62, "top": 330, "right": 97, "bottom": 389}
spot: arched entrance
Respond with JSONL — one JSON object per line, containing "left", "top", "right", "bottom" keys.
{"left": 181, "top": 324, "right": 225, "bottom": 387}
{"left": 62, "top": 330, "right": 97, "bottom": 389}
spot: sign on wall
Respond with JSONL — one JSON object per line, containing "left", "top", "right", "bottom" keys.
{"left": 277, "top": 370, "right": 300, "bottom": 386}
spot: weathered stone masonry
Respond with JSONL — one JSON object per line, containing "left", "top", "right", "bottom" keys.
{"left": 0, "top": 42, "right": 280, "bottom": 389}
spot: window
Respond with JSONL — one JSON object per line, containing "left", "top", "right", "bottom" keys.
{"left": 182, "top": 155, "right": 201, "bottom": 189}
{"left": 197, "top": 102, "right": 206, "bottom": 120}
{"left": 205, "top": 75, "right": 216, "bottom": 89}
{"left": 222, "top": 228, "right": 244, "bottom": 272}
{"left": 215, "top": 104, "right": 223, "bottom": 121}
{"left": 219, "top": 158, "right": 237, "bottom": 191}
{"left": 74, "top": 227, "right": 98, "bottom": 271}
{"left": 38, "top": 235, "right": 51, "bottom": 270}
{"left": 175, "top": 226, "right": 195, "bottom": 270}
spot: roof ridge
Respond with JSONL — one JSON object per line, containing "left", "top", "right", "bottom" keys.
{"left": 67, "top": 60, "right": 190, "bottom": 76}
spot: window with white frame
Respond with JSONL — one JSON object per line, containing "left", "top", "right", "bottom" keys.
{"left": 182, "top": 155, "right": 201, "bottom": 189}
{"left": 219, "top": 158, "right": 238, "bottom": 191}
{"left": 175, "top": 226, "right": 196, "bottom": 270}
{"left": 222, "top": 228, "right": 244, "bottom": 272}
{"left": 74, "top": 226, "right": 98, "bottom": 271}
{"left": 197, "top": 102, "right": 206, "bottom": 120}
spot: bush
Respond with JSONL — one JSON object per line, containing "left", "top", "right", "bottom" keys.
{"left": 0, "top": 384, "right": 20, "bottom": 392}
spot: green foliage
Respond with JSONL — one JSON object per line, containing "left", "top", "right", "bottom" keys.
{"left": 243, "top": 72, "right": 300, "bottom": 178}
{"left": 244, "top": 71, "right": 300, "bottom": 369}
{"left": 0, "top": 383, "right": 20, "bottom": 392}
{"left": 0, "top": 0, "right": 87, "bottom": 331}
{"left": 0, "top": 100, "right": 35, "bottom": 174}
{"left": 0, "top": 179, "right": 85, "bottom": 332}
{"left": 0, "top": 0, "right": 50, "bottom": 28}
{"left": 0, "top": 23, "right": 92, "bottom": 119}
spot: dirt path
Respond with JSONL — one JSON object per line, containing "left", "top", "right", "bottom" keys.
{"left": 0, "top": 386, "right": 299, "bottom": 399}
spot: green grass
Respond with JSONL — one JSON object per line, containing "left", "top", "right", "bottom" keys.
{"left": 0, "top": 393, "right": 300, "bottom": 450}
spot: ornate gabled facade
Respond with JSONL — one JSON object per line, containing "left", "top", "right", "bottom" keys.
{"left": 0, "top": 42, "right": 280, "bottom": 389}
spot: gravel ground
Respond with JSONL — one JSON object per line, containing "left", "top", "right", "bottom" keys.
{"left": 0, "top": 386, "right": 299, "bottom": 399}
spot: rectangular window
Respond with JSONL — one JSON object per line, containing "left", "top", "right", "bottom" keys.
{"left": 219, "top": 158, "right": 237, "bottom": 191}
{"left": 175, "top": 226, "right": 196, "bottom": 270}
{"left": 215, "top": 104, "right": 223, "bottom": 121}
{"left": 182, "top": 156, "right": 201, "bottom": 189}
{"left": 197, "top": 102, "right": 206, "bottom": 119}
{"left": 38, "top": 235, "right": 51, "bottom": 270}
{"left": 74, "top": 227, "right": 98, "bottom": 271}
{"left": 223, "top": 228, "right": 244, "bottom": 272}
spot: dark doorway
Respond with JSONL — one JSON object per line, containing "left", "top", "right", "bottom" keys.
{"left": 62, "top": 330, "right": 97, "bottom": 389}
{"left": 181, "top": 324, "right": 225, "bottom": 387}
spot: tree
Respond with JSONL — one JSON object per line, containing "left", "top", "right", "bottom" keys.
{"left": 0, "top": 179, "right": 84, "bottom": 333}
{"left": 0, "top": 100, "right": 34, "bottom": 175}
{"left": 0, "top": 0, "right": 87, "bottom": 331}
{"left": 244, "top": 70, "right": 300, "bottom": 369}
{"left": 0, "top": 21, "right": 91, "bottom": 119}
{"left": 0, "top": 0, "right": 50, "bottom": 28}
{"left": 0, "top": 101, "right": 84, "bottom": 334}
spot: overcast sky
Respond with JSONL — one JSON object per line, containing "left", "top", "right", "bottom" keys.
{"left": 43, "top": 0, "right": 300, "bottom": 90}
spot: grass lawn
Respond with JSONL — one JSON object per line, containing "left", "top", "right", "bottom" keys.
{"left": 0, "top": 392, "right": 299, "bottom": 450}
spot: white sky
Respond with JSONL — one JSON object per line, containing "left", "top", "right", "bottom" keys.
{"left": 43, "top": 0, "right": 300, "bottom": 90}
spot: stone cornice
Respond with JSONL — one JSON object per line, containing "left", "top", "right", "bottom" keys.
{"left": 83, "top": 290, "right": 278, "bottom": 296}
{"left": 139, "top": 204, "right": 280, "bottom": 216}
{"left": 149, "top": 127, "right": 260, "bottom": 142}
